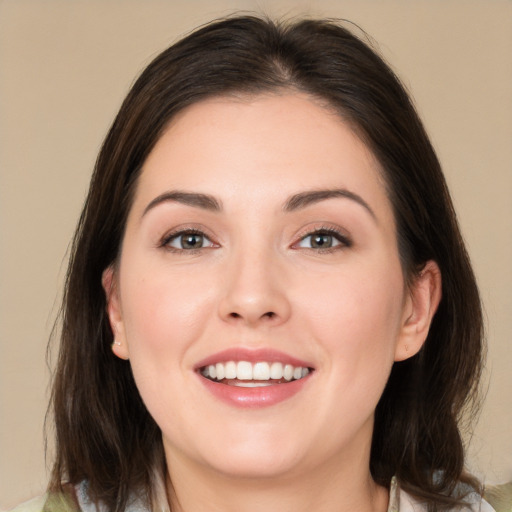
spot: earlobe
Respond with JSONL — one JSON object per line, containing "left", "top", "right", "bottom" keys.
{"left": 395, "top": 260, "right": 442, "bottom": 362}
{"left": 102, "top": 266, "right": 130, "bottom": 360}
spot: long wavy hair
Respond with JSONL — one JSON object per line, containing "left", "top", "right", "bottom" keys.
{"left": 49, "top": 15, "right": 484, "bottom": 512}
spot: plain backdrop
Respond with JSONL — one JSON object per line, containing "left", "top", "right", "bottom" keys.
{"left": 0, "top": 0, "right": 511, "bottom": 508}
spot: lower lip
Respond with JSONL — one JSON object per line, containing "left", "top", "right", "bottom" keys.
{"left": 198, "top": 374, "right": 311, "bottom": 408}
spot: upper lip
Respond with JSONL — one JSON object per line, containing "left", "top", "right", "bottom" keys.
{"left": 194, "top": 347, "right": 314, "bottom": 370}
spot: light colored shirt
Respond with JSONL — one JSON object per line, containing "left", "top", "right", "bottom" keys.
{"left": 388, "top": 476, "right": 496, "bottom": 512}
{"left": 9, "top": 478, "right": 497, "bottom": 512}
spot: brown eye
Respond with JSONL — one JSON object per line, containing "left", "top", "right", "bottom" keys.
{"left": 181, "top": 233, "right": 204, "bottom": 249}
{"left": 165, "top": 231, "right": 214, "bottom": 250}
{"left": 310, "top": 233, "right": 335, "bottom": 248}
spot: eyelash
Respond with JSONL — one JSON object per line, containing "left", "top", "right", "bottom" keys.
{"left": 292, "top": 226, "right": 352, "bottom": 253}
{"left": 160, "top": 228, "right": 217, "bottom": 253}
{"left": 159, "top": 226, "right": 352, "bottom": 254}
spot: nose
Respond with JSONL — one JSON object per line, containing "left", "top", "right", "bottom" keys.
{"left": 218, "top": 247, "right": 291, "bottom": 328}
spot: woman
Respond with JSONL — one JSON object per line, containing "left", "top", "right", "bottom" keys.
{"left": 13, "top": 15, "right": 493, "bottom": 512}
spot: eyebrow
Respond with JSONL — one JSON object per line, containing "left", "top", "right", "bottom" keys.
{"left": 143, "top": 191, "right": 222, "bottom": 216}
{"left": 283, "top": 189, "right": 376, "bottom": 220}
{"left": 142, "top": 187, "right": 375, "bottom": 220}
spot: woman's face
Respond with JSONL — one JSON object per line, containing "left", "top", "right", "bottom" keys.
{"left": 105, "top": 93, "right": 434, "bottom": 481}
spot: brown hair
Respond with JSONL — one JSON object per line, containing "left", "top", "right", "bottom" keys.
{"left": 49, "top": 15, "right": 484, "bottom": 511}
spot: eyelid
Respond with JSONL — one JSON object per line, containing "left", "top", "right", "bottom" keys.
{"left": 291, "top": 224, "right": 353, "bottom": 250}
{"left": 158, "top": 224, "right": 219, "bottom": 250}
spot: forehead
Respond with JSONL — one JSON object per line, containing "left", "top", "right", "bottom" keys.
{"left": 133, "top": 93, "right": 392, "bottom": 221}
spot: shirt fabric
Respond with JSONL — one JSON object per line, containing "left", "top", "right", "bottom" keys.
{"left": 9, "top": 477, "right": 498, "bottom": 512}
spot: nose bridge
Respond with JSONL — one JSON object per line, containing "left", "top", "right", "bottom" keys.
{"left": 218, "top": 237, "right": 290, "bottom": 326}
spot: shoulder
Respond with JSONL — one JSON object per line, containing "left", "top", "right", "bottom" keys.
{"left": 399, "top": 487, "right": 496, "bottom": 511}
{"left": 7, "top": 486, "right": 81, "bottom": 512}
{"left": 7, "top": 495, "right": 47, "bottom": 512}
{"left": 484, "top": 482, "right": 512, "bottom": 512}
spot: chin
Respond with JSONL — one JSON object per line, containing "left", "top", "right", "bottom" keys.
{"left": 167, "top": 427, "right": 310, "bottom": 481}
{"left": 203, "top": 451, "right": 303, "bottom": 481}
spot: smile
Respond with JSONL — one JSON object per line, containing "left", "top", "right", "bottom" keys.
{"left": 195, "top": 348, "right": 314, "bottom": 407}
{"left": 200, "top": 361, "right": 311, "bottom": 387}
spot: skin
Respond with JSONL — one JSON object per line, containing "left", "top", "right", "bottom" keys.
{"left": 103, "top": 92, "right": 441, "bottom": 512}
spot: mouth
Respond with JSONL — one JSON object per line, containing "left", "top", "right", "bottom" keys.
{"left": 195, "top": 348, "right": 314, "bottom": 407}
{"left": 199, "top": 361, "right": 313, "bottom": 387}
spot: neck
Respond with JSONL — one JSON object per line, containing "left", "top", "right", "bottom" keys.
{"left": 164, "top": 446, "right": 389, "bottom": 512}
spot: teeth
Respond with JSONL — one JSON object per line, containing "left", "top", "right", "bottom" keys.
{"left": 230, "top": 381, "right": 273, "bottom": 387}
{"left": 225, "top": 361, "right": 237, "bottom": 379}
{"left": 253, "top": 362, "right": 270, "bottom": 380}
{"left": 237, "top": 361, "right": 253, "bottom": 380}
{"left": 215, "top": 363, "right": 226, "bottom": 380}
{"left": 270, "top": 362, "right": 283, "bottom": 379}
{"left": 283, "top": 364, "right": 294, "bottom": 381}
{"left": 201, "top": 360, "right": 311, "bottom": 383}
{"left": 215, "top": 362, "right": 225, "bottom": 380}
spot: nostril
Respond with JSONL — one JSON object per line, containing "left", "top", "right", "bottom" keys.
{"left": 228, "top": 311, "right": 276, "bottom": 320}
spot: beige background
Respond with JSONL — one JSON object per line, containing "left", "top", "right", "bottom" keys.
{"left": 1, "top": 0, "right": 511, "bottom": 508}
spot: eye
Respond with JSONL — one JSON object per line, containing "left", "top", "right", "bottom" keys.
{"left": 295, "top": 229, "right": 351, "bottom": 251}
{"left": 163, "top": 230, "right": 215, "bottom": 251}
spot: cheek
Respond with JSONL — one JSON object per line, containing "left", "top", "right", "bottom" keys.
{"left": 119, "top": 263, "right": 215, "bottom": 369}
{"left": 299, "top": 262, "right": 405, "bottom": 372}
{"left": 117, "top": 265, "right": 218, "bottom": 434}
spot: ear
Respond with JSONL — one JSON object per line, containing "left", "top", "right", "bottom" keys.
{"left": 102, "top": 265, "right": 130, "bottom": 360}
{"left": 395, "top": 261, "right": 442, "bottom": 361}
